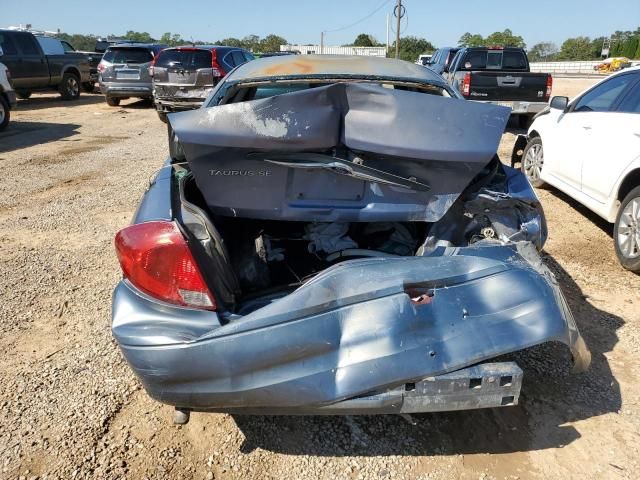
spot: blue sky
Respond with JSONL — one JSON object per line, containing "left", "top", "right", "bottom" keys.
{"left": 3, "top": 0, "right": 639, "bottom": 48}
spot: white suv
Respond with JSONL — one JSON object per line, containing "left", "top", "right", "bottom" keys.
{"left": 0, "top": 56, "right": 16, "bottom": 131}
{"left": 512, "top": 67, "right": 640, "bottom": 272}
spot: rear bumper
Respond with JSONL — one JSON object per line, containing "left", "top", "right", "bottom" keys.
{"left": 100, "top": 81, "right": 152, "bottom": 98}
{"left": 479, "top": 100, "right": 548, "bottom": 115}
{"left": 112, "top": 243, "right": 590, "bottom": 414}
{"left": 154, "top": 97, "right": 205, "bottom": 113}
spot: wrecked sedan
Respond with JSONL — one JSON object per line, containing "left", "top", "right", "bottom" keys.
{"left": 112, "top": 55, "right": 590, "bottom": 422}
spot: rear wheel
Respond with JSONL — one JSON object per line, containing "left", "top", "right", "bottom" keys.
{"left": 59, "top": 72, "right": 81, "bottom": 100}
{"left": 614, "top": 186, "right": 640, "bottom": 273}
{"left": 157, "top": 111, "right": 168, "bottom": 123}
{"left": 106, "top": 96, "right": 120, "bottom": 107}
{"left": 0, "top": 96, "right": 9, "bottom": 131}
{"left": 521, "top": 136, "right": 545, "bottom": 188}
{"left": 82, "top": 82, "right": 95, "bottom": 93}
{"left": 16, "top": 91, "right": 32, "bottom": 100}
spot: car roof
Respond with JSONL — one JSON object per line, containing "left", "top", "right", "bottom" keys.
{"left": 226, "top": 54, "right": 447, "bottom": 84}
{"left": 109, "top": 43, "right": 168, "bottom": 49}
{"left": 159, "top": 45, "right": 246, "bottom": 53}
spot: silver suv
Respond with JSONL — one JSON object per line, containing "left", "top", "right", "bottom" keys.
{"left": 98, "top": 43, "right": 166, "bottom": 106}
{"left": 151, "top": 46, "right": 253, "bottom": 122}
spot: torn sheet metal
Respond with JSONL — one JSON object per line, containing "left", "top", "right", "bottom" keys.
{"left": 113, "top": 243, "right": 590, "bottom": 411}
{"left": 169, "top": 83, "right": 510, "bottom": 222}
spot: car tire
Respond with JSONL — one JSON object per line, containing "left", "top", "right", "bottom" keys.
{"left": 0, "top": 96, "right": 9, "bottom": 132}
{"left": 82, "top": 82, "right": 95, "bottom": 93}
{"left": 613, "top": 186, "right": 640, "bottom": 273}
{"left": 59, "top": 72, "right": 81, "bottom": 100}
{"left": 157, "top": 111, "right": 168, "bottom": 123}
{"left": 521, "top": 136, "right": 545, "bottom": 188}
{"left": 106, "top": 96, "right": 120, "bottom": 107}
{"left": 16, "top": 91, "right": 32, "bottom": 100}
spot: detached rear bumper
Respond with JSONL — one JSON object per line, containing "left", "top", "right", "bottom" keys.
{"left": 154, "top": 97, "right": 205, "bottom": 113}
{"left": 112, "top": 243, "right": 590, "bottom": 414}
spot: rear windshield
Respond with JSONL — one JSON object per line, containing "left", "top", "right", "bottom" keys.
{"left": 155, "top": 49, "right": 212, "bottom": 69}
{"left": 460, "top": 50, "right": 527, "bottom": 70}
{"left": 103, "top": 47, "right": 154, "bottom": 64}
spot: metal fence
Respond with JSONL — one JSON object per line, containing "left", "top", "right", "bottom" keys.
{"left": 280, "top": 45, "right": 387, "bottom": 57}
{"left": 529, "top": 61, "right": 604, "bottom": 75}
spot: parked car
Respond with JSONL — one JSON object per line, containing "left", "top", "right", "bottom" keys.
{"left": 425, "top": 47, "right": 460, "bottom": 75}
{"left": 444, "top": 47, "right": 552, "bottom": 127}
{"left": 0, "top": 59, "right": 17, "bottom": 131}
{"left": 112, "top": 55, "right": 590, "bottom": 422}
{"left": 34, "top": 35, "right": 100, "bottom": 93}
{"left": 415, "top": 53, "right": 432, "bottom": 66}
{"left": 98, "top": 43, "right": 166, "bottom": 106}
{"left": 151, "top": 46, "right": 254, "bottom": 122}
{"left": 512, "top": 67, "right": 640, "bottom": 272}
{"left": 0, "top": 29, "right": 91, "bottom": 100}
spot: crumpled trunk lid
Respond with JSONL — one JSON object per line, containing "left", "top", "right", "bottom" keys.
{"left": 169, "top": 83, "right": 511, "bottom": 223}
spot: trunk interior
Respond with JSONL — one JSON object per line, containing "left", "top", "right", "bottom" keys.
{"left": 179, "top": 173, "right": 433, "bottom": 313}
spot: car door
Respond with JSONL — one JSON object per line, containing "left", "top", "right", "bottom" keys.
{"left": 11, "top": 32, "right": 49, "bottom": 88}
{"left": 542, "top": 73, "right": 637, "bottom": 192}
{"left": 580, "top": 73, "right": 640, "bottom": 204}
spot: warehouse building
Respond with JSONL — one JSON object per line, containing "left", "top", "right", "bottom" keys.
{"left": 280, "top": 44, "right": 387, "bottom": 57}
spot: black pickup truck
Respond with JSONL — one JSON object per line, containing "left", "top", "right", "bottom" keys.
{"left": 0, "top": 29, "right": 91, "bottom": 100}
{"left": 443, "top": 47, "right": 552, "bottom": 127}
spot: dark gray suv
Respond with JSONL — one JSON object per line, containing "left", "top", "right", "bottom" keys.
{"left": 98, "top": 43, "right": 167, "bottom": 106}
{"left": 151, "top": 45, "right": 253, "bottom": 122}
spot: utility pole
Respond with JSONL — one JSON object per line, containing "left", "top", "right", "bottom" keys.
{"left": 394, "top": 0, "right": 402, "bottom": 58}
{"left": 320, "top": 31, "right": 324, "bottom": 55}
{"left": 386, "top": 13, "right": 390, "bottom": 53}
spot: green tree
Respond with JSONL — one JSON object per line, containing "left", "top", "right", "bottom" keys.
{"left": 123, "top": 31, "right": 154, "bottom": 43}
{"left": 557, "top": 36, "right": 593, "bottom": 60}
{"left": 458, "top": 32, "right": 484, "bottom": 47}
{"left": 485, "top": 29, "right": 526, "bottom": 48}
{"left": 528, "top": 42, "right": 558, "bottom": 62}
{"left": 216, "top": 37, "right": 243, "bottom": 48}
{"left": 390, "top": 36, "right": 435, "bottom": 62}
{"left": 622, "top": 37, "right": 639, "bottom": 58}
{"left": 590, "top": 37, "right": 608, "bottom": 59}
{"left": 57, "top": 33, "right": 98, "bottom": 52}
{"left": 159, "top": 32, "right": 184, "bottom": 47}
{"left": 259, "top": 34, "right": 288, "bottom": 53}
{"left": 352, "top": 33, "right": 374, "bottom": 47}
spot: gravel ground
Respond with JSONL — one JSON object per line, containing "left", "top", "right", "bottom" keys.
{"left": 1, "top": 79, "right": 639, "bottom": 480}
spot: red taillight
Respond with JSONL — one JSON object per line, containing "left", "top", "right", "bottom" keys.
{"left": 461, "top": 72, "right": 471, "bottom": 97}
{"left": 114, "top": 221, "right": 216, "bottom": 310}
{"left": 211, "top": 49, "right": 223, "bottom": 77}
{"left": 545, "top": 74, "right": 553, "bottom": 99}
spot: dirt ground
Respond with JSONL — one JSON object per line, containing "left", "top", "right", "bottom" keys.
{"left": 1, "top": 77, "right": 639, "bottom": 480}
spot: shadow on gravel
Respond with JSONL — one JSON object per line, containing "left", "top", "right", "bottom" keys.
{"left": 15, "top": 94, "right": 104, "bottom": 111}
{"left": 233, "top": 256, "right": 622, "bottom": 457}
{"left": 545, "top": 188, "right": 613, "bottom": 237}
{"left": 0, "top": 121, "right": 80, "bottom": 153}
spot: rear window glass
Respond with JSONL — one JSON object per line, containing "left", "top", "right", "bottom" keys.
{"left": 103, "top": 47, "right": 153, "bottom": 64}
{"left": 155, "top": 49, "right": 212, "bottom": 69}
{"left": 0, "top": 33, "right": 18, "bottom": 55}
{"left": 460, "top": 50, "right": 527, "bottom": 70}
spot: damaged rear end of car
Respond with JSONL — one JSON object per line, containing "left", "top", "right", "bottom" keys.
{"left": 112, "top": 62, "right": 590, "bottom": 419}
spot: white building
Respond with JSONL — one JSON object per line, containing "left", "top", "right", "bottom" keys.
{"left": 280, "top": 44, "right": 387, "bottom": 57}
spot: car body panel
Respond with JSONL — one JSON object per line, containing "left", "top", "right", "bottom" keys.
{"left": 170, "top": 82, "right": 510, "bottom": 223}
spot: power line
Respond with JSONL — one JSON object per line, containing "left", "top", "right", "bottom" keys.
{"left": 324, "top": 0, "right": 392, "bottom": 33}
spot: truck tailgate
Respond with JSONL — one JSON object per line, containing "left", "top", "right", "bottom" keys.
{"left": 468, "top": 72, "right": 549, "bottom": 102}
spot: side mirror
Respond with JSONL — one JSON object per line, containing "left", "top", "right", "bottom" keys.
{"left": 550, "top": 96, "right": 569, "bottom": 111}
{"left": 0, "top": 46, "right": 4, "bottom": 57}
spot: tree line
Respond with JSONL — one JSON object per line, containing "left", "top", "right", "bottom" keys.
{"left": 57, "top": 28, "right": 640, "bottom": 62}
